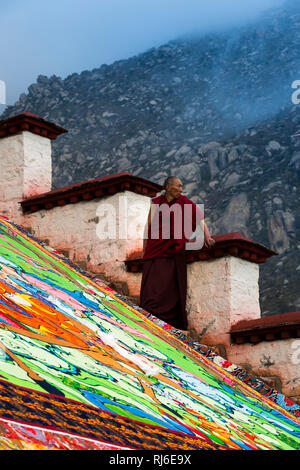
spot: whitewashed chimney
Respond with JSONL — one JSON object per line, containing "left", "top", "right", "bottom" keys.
{"left": 0, "top": 112, "right": 67, "bottom": 223}
{"left": 185, "top": 233, "right": 277, "bottom": 351}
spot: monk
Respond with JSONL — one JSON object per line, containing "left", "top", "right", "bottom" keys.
{"left": 140, "top": 176, "right": 215, "bottom": 332}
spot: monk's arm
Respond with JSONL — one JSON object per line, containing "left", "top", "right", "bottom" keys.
{"left": 200, "top": 219, "right": 215, "bottom": 248}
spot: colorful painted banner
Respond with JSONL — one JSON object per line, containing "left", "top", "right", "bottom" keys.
{"left": 0, "top": 417, "right": 132, "bottom": 450}
{"left": 0, "top": 216, "right": 299, "bottom": 450}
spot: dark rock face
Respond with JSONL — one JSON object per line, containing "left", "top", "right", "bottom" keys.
{"left": 1, "top": 0, "right": 299, "bottom": 316}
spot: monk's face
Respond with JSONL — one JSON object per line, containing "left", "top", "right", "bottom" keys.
{"left": 166, "top": 178, "right": 183, "bottom": 200}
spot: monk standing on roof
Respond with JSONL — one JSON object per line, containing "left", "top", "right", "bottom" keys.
{"left": 140, "top": 176, "right": 215, "bottom": 332}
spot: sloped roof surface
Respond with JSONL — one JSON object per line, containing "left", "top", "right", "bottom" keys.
{"left": 0, "top": 216, "right": 299, "bottom": 450}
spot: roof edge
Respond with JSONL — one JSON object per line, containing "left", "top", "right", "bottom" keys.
{"left": 125, "top": 232, "right": 277, "bottom": 271}
{"left": 230, "top": 311, "right": 300, "bottom": 344}
{"left": 20, "top": 172, "right": 162, "bottom": 213}
{"left": 0, "top": 112, "right": 67, "bottom": 140}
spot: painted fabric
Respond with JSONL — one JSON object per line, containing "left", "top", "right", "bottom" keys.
{"left": 0, "top": 216, "right": 299, "bottom": 450}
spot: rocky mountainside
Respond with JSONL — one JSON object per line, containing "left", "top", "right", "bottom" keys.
{"left": 1, "top": 0, "right": 299, "bottom": 316}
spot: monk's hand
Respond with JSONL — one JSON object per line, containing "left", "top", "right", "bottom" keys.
{"left": 204, "top": 236, "right": 215, "bottom": 248}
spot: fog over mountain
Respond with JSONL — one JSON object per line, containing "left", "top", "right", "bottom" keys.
{"left": 1, "top": 0, "right": 300, "bottom": 316}
{"left": 0, "top": 0, "right": 285, "bottom": 109}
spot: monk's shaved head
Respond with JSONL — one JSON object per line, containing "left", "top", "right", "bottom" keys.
{"left": 163, "top": 176, "right": 183, "bottom": 202}
{"left": 163, "top": 176, "right": 179, "bottom": 190}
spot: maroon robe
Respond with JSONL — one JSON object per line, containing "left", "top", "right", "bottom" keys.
{"left": 140, "top": 194, "right": 204, "bottom": 329}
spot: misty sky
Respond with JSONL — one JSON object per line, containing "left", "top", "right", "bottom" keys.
{"left": 0, "top": 0, "right": 285, "bottom": 110}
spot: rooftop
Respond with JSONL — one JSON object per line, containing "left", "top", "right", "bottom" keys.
{"left": 230, "top": 311, "right": 300, "bottom": 344}
{"left": 0, "top": 112, "right": 67, "bottom": 140}
{"left": 21, "top": 172, "right": 162, "bottom": 213}
{"left": 125, "top": 232, "right": 277, "bottom": 269}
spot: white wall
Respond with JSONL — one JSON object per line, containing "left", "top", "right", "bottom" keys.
{"left": 187, "top": 256, "right": 261, "bottom": 346}
{"left": 228, "top": 339, "right": 300, "bottom": 403}
{"left": 24, "top": 191, "right": 149, "bottom": 297}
